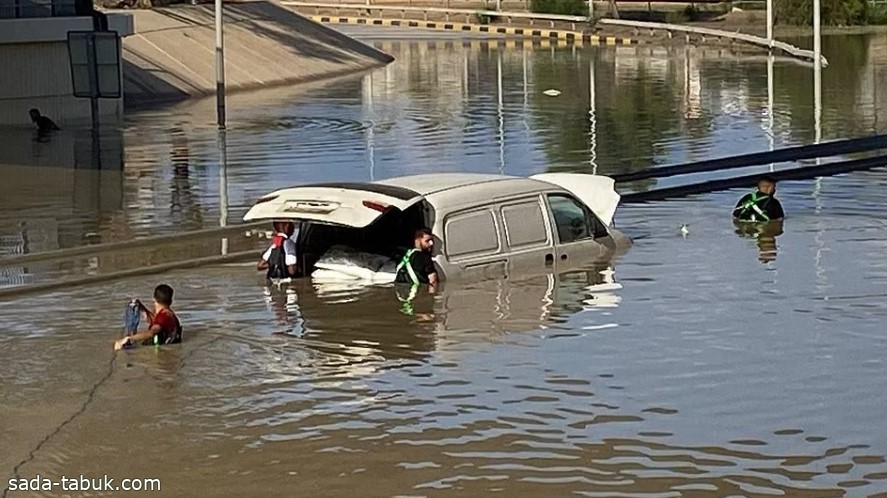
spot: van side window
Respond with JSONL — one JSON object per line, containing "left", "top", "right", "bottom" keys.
{"left": 445, "top": 209, "right": 500, "bottom": 258}
{"left": 547, "top": 194, "right": 608, "bottom": 243}
{"left": 501, "top": 200, "right": 548, "bottom": 248}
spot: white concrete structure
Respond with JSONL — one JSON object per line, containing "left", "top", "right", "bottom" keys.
{"left": 0, "top": 13, "right": 134, "bottom": 126}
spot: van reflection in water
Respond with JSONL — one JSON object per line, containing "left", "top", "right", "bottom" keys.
{"left": 276, "top": 264, "right": 622, "bottom": 366}
{"left": 733, "top": 219, "right": 784, "bottom": 263}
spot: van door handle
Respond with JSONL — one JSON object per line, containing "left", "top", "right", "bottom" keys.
{"left": 545, "top": 253, "right": 553, "bottom": 266}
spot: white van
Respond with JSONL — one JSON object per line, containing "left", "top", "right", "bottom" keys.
{"left": 243, "top": 173, "right": 631, "bottom": 283}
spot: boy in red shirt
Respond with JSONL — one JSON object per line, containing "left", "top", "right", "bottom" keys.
{"left": 114, "top": 284, "right": 182, "bottom": 350}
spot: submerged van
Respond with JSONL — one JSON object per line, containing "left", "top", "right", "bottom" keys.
{"left": 243, "top": 173, "right": 632, "bottom": 282}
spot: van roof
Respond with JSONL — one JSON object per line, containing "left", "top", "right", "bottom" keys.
{"left": 376, "top": 173, "right": 540, "bottom": 196}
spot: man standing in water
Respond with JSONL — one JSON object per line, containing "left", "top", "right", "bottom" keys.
{"left": 395, "top": 228, "right": 438, "bottom": 290}
{"left": 733, "top": 175, "right": 785, "bottom": 222}
{"left": 258, "top": 221, "right": 299, "bottom": 280}
{"left": 115, "top": 284, "right": 182, "bottom": 350}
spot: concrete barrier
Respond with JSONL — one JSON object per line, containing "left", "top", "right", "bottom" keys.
{"left": 311, "top": 15, "right": 637, "bottom": 45}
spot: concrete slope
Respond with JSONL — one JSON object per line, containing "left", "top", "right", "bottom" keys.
{"left": 121, "top": 1, "right": 393, "bottom": 107}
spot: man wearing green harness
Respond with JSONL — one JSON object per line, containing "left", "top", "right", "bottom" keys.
{"left": 395, "top": 228, "right": 439, "bottom": 289}
{"left": 732, "top": 175, "right": 785, "bottom": 222}
{"left": 394, "top": 228, "right": 438, "bottom": 317}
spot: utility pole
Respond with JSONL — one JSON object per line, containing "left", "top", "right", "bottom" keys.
{"left": 766, "top": 0, "right": 773, "bottom": 48}
{"left": 215, "top": 0, "right": 226, "bottom": 129}
{"left": 813, "top": 0, "right": 821, "bottom": 144}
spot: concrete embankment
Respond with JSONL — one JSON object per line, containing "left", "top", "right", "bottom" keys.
{"left": 119, "top": 1, "right": 394, "bottom": 107}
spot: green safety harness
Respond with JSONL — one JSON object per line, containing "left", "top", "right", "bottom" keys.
{"left": 396, "top": 283, "right": 420, "bottom": 316}
{"left": 736, "top": 191, "right": 772, "bottom": 222}
{"left": 396, "top": 248, "right": 421, "bottom": 286}
{"left": 395, "top": 249, "right": 420, "bottom": 315}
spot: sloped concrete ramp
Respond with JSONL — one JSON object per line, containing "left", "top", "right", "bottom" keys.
{"left": 121, "top": 2, "right": 393, "bottom": 106}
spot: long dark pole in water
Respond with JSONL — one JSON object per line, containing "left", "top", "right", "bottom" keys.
{"left": 215, "top": 0, "right": 226, "bottom": 129}
{"left": 612, "top": 134, "right": 887, "bottom": 183}
{"left": 621, "top": 154, "right": 887, "bottom": 203}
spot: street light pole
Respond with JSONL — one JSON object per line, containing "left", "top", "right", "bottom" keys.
{"left": 215, "top": 0, "right": 226, "bottom": 129}
{"left": 813, "top": 0, "right": 821, "bottom": 145}
{"left": 766, "top": 0, "right": 773, "bottom": 48}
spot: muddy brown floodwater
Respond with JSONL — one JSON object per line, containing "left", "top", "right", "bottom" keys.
{"left": 2, "top": 33, "right": 887, "bottom": 497}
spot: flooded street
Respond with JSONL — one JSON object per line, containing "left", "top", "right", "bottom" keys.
{"left": 3, "top": 33, "right": 887, "bottom": 497}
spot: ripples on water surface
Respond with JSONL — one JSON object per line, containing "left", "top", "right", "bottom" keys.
{"left": 3, "top": 35, "right": 887, "bottom": 497}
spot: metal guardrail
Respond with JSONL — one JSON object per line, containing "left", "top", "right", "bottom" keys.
{"left": 281, "top": 1, "right": 586, "bottom": 26}
{"left": 621, "top": 154, "right": 887, "bottom": 203}
{"left": 612, "top": 134, "right": 887, "bottom": 183}
{"left": 0, "top": 222, "right": 266, "bottom": 267}
{"left": 598, "top": 18, "right": 828, "bottom": 66}
{"left": 283, "top": 1, "right": 828, "bottom": 64}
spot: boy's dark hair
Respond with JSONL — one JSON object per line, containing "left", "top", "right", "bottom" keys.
{"left": 154, "top": 284, "right": 174, "bottom": 306}
{"left": 414, "top": 227, "right": 432, "bottom": 239}
{"left": 759, "top": 175, "right": 777, "bottom": 185}
{"left": 273, "top": 220, "right": 295, "bottom": 235}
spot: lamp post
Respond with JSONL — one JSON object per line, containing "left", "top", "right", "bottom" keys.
{"left": 813, "top": 0, "right": 822, "bottom": 146}
{"left": 215, "top": 0, "right": 226, "bottom": 129}
{"left": 766, "top": 0, "right": 773, "bottom": 48}
{"left": 497, "top": 51, "right": 505, "bottom": 175}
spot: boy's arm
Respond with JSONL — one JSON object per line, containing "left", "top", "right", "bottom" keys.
{"left": 114, "top": 324, "right": 160, "bottom": 350}
{"left": 257, "top": 246, "right": 272, "bottom": 271}
{"left": 136, "top": 300, "right": 155, "bottom": 321}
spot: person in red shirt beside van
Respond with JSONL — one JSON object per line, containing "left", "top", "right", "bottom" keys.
{"left": 114, "top": 284, "right": 182, "bottom": 350}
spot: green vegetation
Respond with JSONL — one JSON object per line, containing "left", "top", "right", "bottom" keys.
{"left": 529, "top": 0, "right": 588, "bottom": 17}
{"left": 474, "top": 11, "right": 493, "bottom": 24}
{"left": 662, "top": 3, "right": 730, "bottom": 24}
{"left": 776, "top": 0, "right": 887, "bottom": 25}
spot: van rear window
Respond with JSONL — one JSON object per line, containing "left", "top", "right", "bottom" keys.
{"left": 445, "top": 209, "right": 499, "bottom": 258}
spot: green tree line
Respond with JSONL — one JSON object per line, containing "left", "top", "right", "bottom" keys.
{"left": 528, "top": 0, "right": 887, "bottom": 26}
{"left": 776, "top": 0, "right": 887, "bottom": 25}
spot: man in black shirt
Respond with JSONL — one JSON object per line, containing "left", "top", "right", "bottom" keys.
{"left": 733, "top": 175, "right": 785, "bottom": 222}
{"left": 395, "top": 228, "right": 438, "bottom": 289}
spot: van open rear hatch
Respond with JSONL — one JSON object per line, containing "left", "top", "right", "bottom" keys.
{"left": 243, "top": 182, "right": 425, "bottom": 228}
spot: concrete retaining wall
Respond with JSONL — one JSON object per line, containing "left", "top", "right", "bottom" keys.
{"left": 0, "top": 14, "right": 133, "bottom": 126}
{"left": 121, "top": 2, "right": 395, "bottom": 107}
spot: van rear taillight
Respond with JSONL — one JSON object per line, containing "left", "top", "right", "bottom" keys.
{"left": 362, "top": 200, "right": 389, "bottom": 212}
{"left": 254, "top": 194, "right": 279, "bottom": 205}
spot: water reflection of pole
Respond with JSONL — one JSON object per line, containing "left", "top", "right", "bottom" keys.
{"left": 219, "top": 130, "right": 228, "bottom": 256}
{"left": 365, "top": 71, "right": 376, "bottom": 182}
{"left": 812, "top": 11, "right": 826, "bottom": 292}
{"left": 464, "top": 49, "right": 469, "bottom": 96}
{"left": 767, "top": 53, "right": 775, "bottom": 172}
{"left": 589, "top": 54, "right": 598, "bottom": 175}
{"left": 497, "top": 50, "right": 505, "bottom": 175}
{"left": 522, "top": 48, "right": 528, "bottom": 109}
